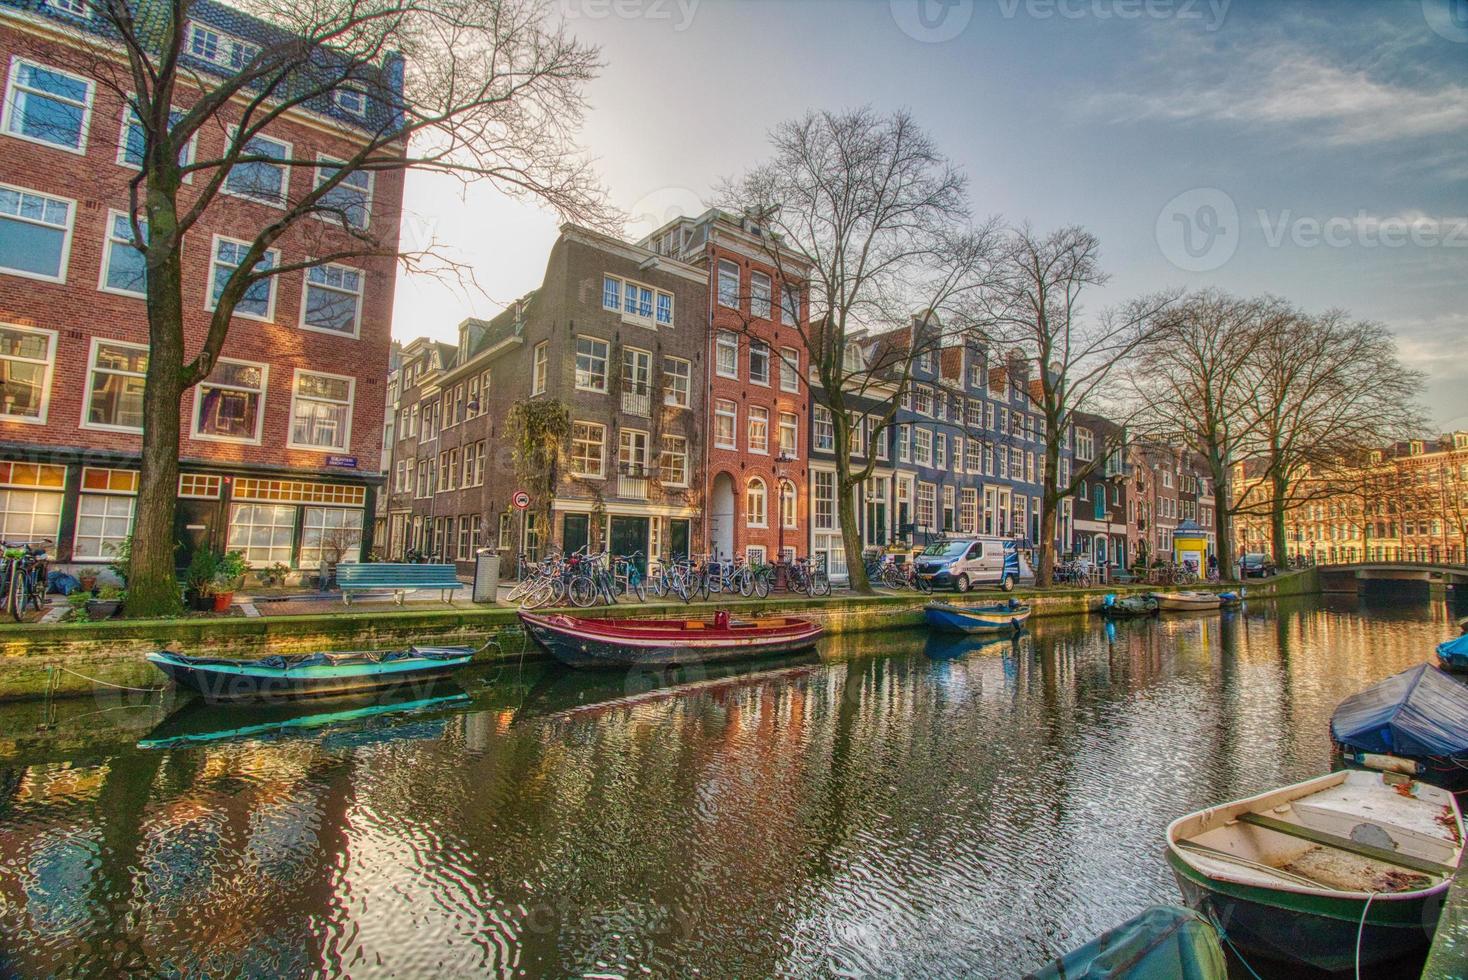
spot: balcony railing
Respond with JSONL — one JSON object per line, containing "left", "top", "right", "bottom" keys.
{"left": 618, "top": 472, "right": 649, "bottom": 500}
{"left": 621, "top": 389, "right": 651, "bottom": 417}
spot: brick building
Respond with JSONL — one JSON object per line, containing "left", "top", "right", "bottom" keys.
{"left": 640, "top": 210, "right": 811, "bottom": 564}
{"left": 0, "top": 0, "right": 402, "bottom": 571}
{"left": 385, "top": 224, "right": 708, "bottom": 572}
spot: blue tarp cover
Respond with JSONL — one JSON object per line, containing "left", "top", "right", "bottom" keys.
{"left": 1439, "top": 634, "right": 1468, "bottom": 666}
{"left": 1330, "top": 663, "right": 1468, "bottom": 759}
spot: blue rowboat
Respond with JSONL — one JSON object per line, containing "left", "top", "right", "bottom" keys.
{"left": 1022, "top": 905, "right": 1226, "bottom": 980}
{"left": 1331, "top": 663, "right": 1468, "bottom": 790}
{"left": 146, "top": 646, "right": 479, "bottom": 702}
{"left": 924, "top": 600, "right": 1031, "bottom": 634}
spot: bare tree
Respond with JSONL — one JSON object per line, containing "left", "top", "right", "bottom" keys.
{"left": 1314, "top": 450, "right": 1405, "bottom": 562}
{"left": 1127, "top": 290, "right": 1281, "bottom": 581}
{"left": 719, "top": 108, "right": 1004, "bottom": 593}
{"left": 1238, "top": 311, "right": 1424, "bottom": 566}
{"left": 59, "top": 0, "right": 611, "bottom": 615}
{"left": 979, "top": 225, "right": 1176, "bottom": 586}
{"left": 1433, "top": 456, "right": 1468, "bottom": 564}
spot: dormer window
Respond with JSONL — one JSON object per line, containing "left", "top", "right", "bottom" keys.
{"left": 187, "top": 23, "right": 261, "bottom": 71}
{"left": 334, "top": 85, "right": 367, "bottom": 117}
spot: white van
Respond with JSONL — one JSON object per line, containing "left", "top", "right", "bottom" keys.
{"left": 913, "top": 536, "right": 1032, "bottom": 593}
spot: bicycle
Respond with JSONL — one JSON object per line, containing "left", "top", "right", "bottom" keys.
{"left": 1, "top": 541, "right": 50, "bottom": 621}
{"left": 613, "top": 552, "right": 648, "bottom": 602}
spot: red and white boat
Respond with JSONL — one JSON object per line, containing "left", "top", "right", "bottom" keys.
{"left": 518, "top": 610, "right": 824, "bottom": 669}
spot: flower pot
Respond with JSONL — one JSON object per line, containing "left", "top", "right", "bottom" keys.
{"left": 78, "top": 574, "right": 98, "bottom": 592}
{"left": 85, "top": 600, "right": 121, "bottom": 620}
{"left": 213, "top": 592, "right": 234, "bottom": 613}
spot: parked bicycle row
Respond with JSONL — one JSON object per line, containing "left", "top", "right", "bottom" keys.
{"left": 508, "top": 549, "right": 831, "bottom": 608}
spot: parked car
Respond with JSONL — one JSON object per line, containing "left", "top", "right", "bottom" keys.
{"left": 1239, "top": 553, "right": 1276, "bottom": 578}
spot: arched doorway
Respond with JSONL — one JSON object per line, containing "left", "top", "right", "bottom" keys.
{"left": 710, "top": 472, "right": 735, "bottom": 558}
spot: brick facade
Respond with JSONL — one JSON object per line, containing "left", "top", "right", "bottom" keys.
{"left": 0, "top": 7, "right": 401, "bottom": 570}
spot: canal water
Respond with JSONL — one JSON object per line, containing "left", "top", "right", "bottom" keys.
{"left": 0, "top": 594, "right": 1463, "bottom": 978}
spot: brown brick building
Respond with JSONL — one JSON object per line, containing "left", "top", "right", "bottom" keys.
{"left": 640, "top": 210, "right": 810, "bottom": 564}
{"left": 385, "top": 224, "right": 707, "bottom": 572}
{"left": 0, "top": 3, "right": 402, "bottom": 572}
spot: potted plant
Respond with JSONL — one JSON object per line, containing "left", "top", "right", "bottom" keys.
{"left": 184, "top": 546, "right": 219, "bottom": 611}
{"left": 105, "top": 535, "right": 132, "bottom": 587}
{"left": 77, "top": 569, "right": 98, "bottom": 592}
{"left": 86, "top": 585, "right": 125, "bottom": 620}
{"left": 212, "top": 551, "right": 248, "bottom": 613}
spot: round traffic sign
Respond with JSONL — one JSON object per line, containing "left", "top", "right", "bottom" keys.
{"left": 511, "top": 489, "right": 531, "bottom": 510}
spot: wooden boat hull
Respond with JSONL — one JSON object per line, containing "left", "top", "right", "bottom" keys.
{"left": 924, "top": 602, "right": 1031, "bottom": 634}
{"left": 1169, "top": 849, "right": 1440, "bottom": 973}
{"left": 146, "top": 648, "right": 475, "bottom": 702}
{"left": 1023, "top": 904, "right": 1227, "bottom": 980}
{"left": 1165, "top": 770, "right": 1462, "bottom": 974}
{"left": 518, "top": 612, "right": 823, "bottom": 668}
{"left": 1150, "top": 591, "right": 1224, "bottom": 611}
{"left": 1101, "top": 594, "right": 1158, "bottom": 617}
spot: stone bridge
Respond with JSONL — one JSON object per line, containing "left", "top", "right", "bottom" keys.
{"left": 1317, "top": 562, "right": 1468, "bottom": 597}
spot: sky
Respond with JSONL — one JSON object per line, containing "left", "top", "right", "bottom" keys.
{"left": 390, "top": 0, "right": 1468, "bottom": 429}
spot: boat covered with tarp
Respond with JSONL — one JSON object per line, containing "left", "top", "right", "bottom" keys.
{"left": 1437, "top": 633, "right": 1468, "bottom": 673}
{"left": 146, "top": 646, "right": 479, "bottom": 701}
{"left": 1330, "top": 663, "right": 1468, "bottom": 789}
{"left": 1100, "top": 593, "right": 1158, "bottom": 617}
{"left": 1166, "top": 770, "right": 1463, "bottom": 974}
{"left": 1022, "top": 905, "right": 1227, "bottom": 980}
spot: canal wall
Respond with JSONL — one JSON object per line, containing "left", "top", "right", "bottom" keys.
{"left": 0, "top": 569, "right": 1320, "bottom": 702}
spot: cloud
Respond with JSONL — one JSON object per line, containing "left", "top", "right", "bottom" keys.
{"left": 1092, "top": 45, "right": 1468, "bottom": 148}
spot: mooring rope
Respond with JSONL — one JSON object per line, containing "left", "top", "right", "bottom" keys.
{"left": 51, "top": 664, "right": 164, "bottom": 693}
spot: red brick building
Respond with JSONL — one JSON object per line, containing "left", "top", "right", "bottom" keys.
{"left": 641, "top": 210, "right": 810, "bottom": 564}
{"left": 0, "top": 3, "right": 402, "bottom": 572}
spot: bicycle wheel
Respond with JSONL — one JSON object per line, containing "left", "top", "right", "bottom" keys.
{"left": 569, "top": 575, "right": 597, "bottom": 607}
{"left": 738, "top": 569, "right": 754, "bottom": 597}
{"left": 632, "top": 577, "right": 647, "bottom": 602}
{"left": 881, "top": 566, "right": 902, "bottom": 589}
{"left": 9, "top": 566, "right": 25, "bottom": 622}
{"left": 649, "top": 572, "right": 666, "bottom": 598}
{"left": 753, "top": 569, "right": 771, "bottom": 599}
{"left": 912, "top": 572, "right": 931, "bottom": 596}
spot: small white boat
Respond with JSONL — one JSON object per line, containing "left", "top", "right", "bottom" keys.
{"left": 1166, "top": 770, "right": 1464, "bottom": 973}
{"left": 1150, "top": 591, "right": 1223, "bottom": 612}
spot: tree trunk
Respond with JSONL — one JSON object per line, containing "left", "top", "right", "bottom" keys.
{"left": 1209, "top": 454, "right": 1236, "bottom": 582}
{"left": 838, "top": 482, "right": 871, "bottom": 594}
{"left": 1269, "top": 471, "right": 1289, "bottom": 568}
{"left": 1037, "top": 497, "right": 1058, "bottom": 587}
{"left": 129, "top": 359, "right": 185, "bottom": 617}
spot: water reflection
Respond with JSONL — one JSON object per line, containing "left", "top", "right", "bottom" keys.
{"left": 0, "top": 596, "right": 1460, "bottom": 977}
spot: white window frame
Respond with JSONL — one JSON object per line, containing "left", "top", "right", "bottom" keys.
{"left": 751, "top": 270, "right": 772, "bottom": 319}
{"left": 81, "top": 336, "right": 147, "bottom": 433}
{"left": 714, "top": 399, "right": 737, "bottom": 450}
{"left": 574, "top": 335, "right": 610, "bottom": 393}
{"left": 287, "top": 368, "right": 355, "bottom": 452}
{"left": 115, "top": 97, "right": 195, "bottom": 177}
{"left": 660, "top": 435, "right": 689, "bottom": 488}
{"left": 186, "top": 22, "right": 261, "bottom": 72}
{"left": 313, "top": 156, "right": 373, "bottom": 231}
{"left": 299, "top": 260, "right": 365, "bottom": 338}
{"left": 2, "top": 57, "right": 94, "bottom": 155}
{"left": 717, "top": 259, "right": 740, "bottom": 309}
{"left": 663, "top": 355, "right": 691, "bottom": 408}
{"left": 97, "top": 208, "right": 148, "bottom": 298}
{"left": 333, "top": 84, "right": 367, "bottom": 117}
{"left": 221, "top": 128, "right": 290, "bottom": 208}
{"left": 716, "top": 330, "right": 739, "bottom": 379}
{"left": 780, "top": 346, "right": 800, "bottom": 393}
{"left": 778, "top": 411, "right": 798, "bottom": 458}
{"left": 191, "top": 357, "right": 268, "bottom": 445}
{"left": 780, "top": 479, "right": 798, "bottom": 530}
{"left": 531, "top": 342, "right": 548, "bottom": 396}
{"left": 749, "top": 341, "right": 770, "bottom": 387}
{"left": 570, "top": 420, "right": 606, "bottom": 479}
{"left": 746, "top": 477, "right": 768, "bottom": 528}
{"left": 0, "top": 182, "right": 75, "bottom": 284}
{"left": 206, "top": 234, "right": 279, "bottom": 322}
{"left": 747, "top": 405, "right": 769, "bottom": 455}
{"left": 0, "top": 322, "right": 57, "bottom": 425}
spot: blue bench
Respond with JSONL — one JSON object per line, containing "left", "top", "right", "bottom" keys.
{"left": 336, "top": 563, "right": 464, "bottom": 604}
